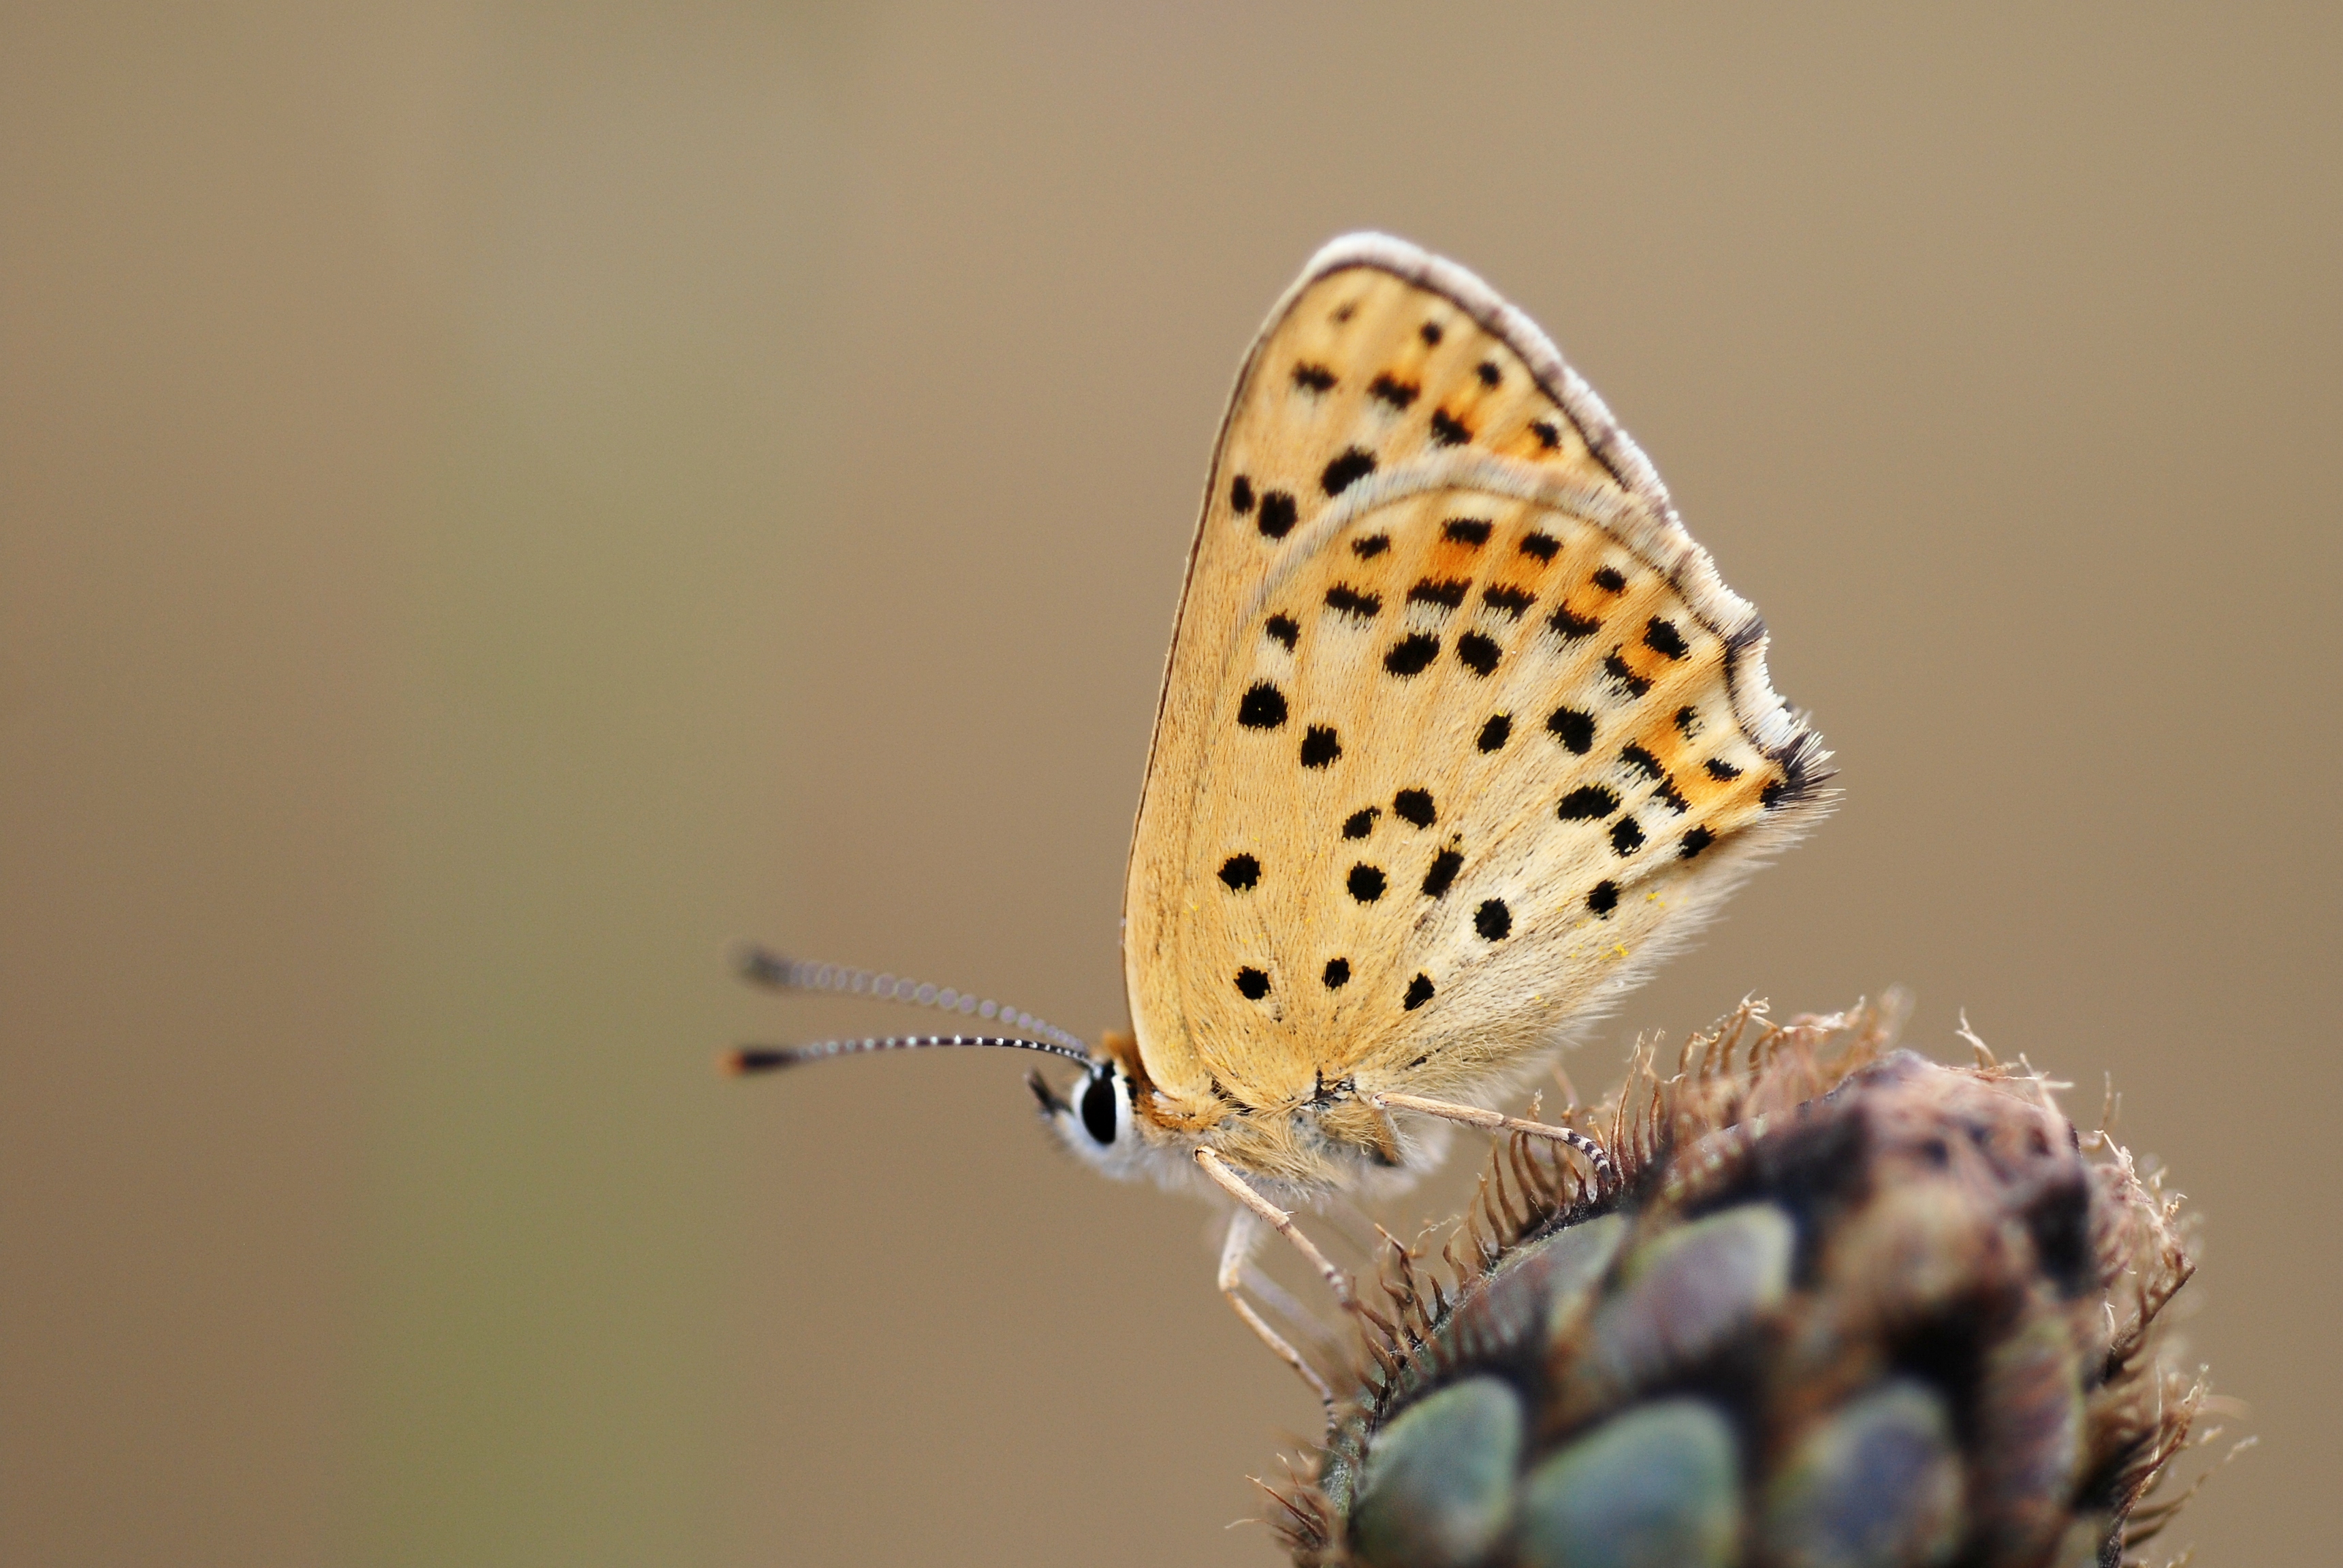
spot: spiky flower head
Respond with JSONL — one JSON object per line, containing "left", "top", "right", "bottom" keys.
{"left": 1270, "top": 999, "right": 2212, "bottom": 1568}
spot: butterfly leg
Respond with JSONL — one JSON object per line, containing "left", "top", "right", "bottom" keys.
{"left": 1194, "top": 1148, "right": 1357, "bottom": 1309}
{"left": 1236, "top": 1259, "right": 1348, "bottom": 1365}
{"left": 1216, "top": 1209, "right": 1335, "bottom": 1417}
{"left": 1368, "top": 1091, "right": 1615, "bottom": 1194}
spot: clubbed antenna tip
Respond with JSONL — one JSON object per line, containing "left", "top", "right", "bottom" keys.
{"left": 729, "top": 940, "right": 788, "bottom": 987}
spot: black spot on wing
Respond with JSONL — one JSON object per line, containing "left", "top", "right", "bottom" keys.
{"left": 1300, "top": 726, "right": 1341, "bottom": 769}
{"left": 1347, "top": 864, "right": 1387, "bottom": 903}
{"left": 1587, "top": 880, "right": 1620, "bottom": 916}
{"left": 1680, "top": 825, "right": 1715, "bottom": 859}
{"left": 1264, "top": 614, "right": 1299, "bottom": 650}
{"left": 1601, "top": 650, "right": 1653, "bottom": 699}
{"left": 1322, "top": 957, "right": 1350, "bottom": 989}
{"left": 1455, "top": 632, "right": 1501, "bottom": 675}
{"left": 1429, "top": 409, "right": 1471, "bottom": 447}
{"left": 1474, "top": 899, "right": 1511, "bottom": 940}
{"left": 1644, "top": 618, "right": 1689, "bottom": 660}
{"left": 1704, "top": 757, "right": 1742, "bottom": 782}
{"left": 1476, "top": 360, "right": 1501, "bottom": 387}
{"left": 1342, "top": 807, "right": 1379, "bottom": 839}
{"left": 1482, "top": 585, "right": 1535, "bottom": 618}
{"left": 1392, "top": 788, "right": 1435, "bottom": 828}
{"left": 1419, "top": 321, "right": 1444, "bottom": 345}
{"left": 1420, "top": 848, "right": 1463, "bottom": 899}
{"left": 1548, "top": 605, "right": 1600, "bottom": 641}
{"left": 1351, "top": 533, "right": 1390, "bottom": 559}
{"left": 1557, "top": 785, "right": 1619, "bottom": 821}
{"left": 1651, "top": 774, "right": 1691, "bottom": 814}
{"left": 1611, "top": 816, "right": 1646, "bottom": 856}
{"left": 1237, "top": 683, "right": 1288, "bottom": 729}
{"left": 1258, "top": 490, "right": 1298, "bottom": 539}
{"left": 1518, "top": 531, "right": 1560, "bottom": 561}
{"left": 1230, "top": 475, "right": 1254, "bottom": 514}
{"left": 1403, "top": 973, "right": 1435, "bottom": 1009}
{"left": 1547, "top": 706, "right": 1595, "bottom": 754}
{"left": 1219, "top": 854, "right": 1260, "bottom": 891}
{"left": 1531, "top": 419, "right": 1562, "bottom": 451}
{"left": 1324, "top": 585, "right": 1382, "bottom": 621}
{"left": 1675, "top": 705, "right": 1703, "bottom": 739}
{"left": 1322, "top": 447, "right": 1377, "bottom": 497}
{"left": 1477, "top": 713, "right": 1512, "bottom": 752}
{"left": 1593, "top": 566, "right": 1628, "bottom": 592}
{"left": 1291, "top": 362, "right": 1337, "bottom": 394}
{"left": 1620, "top": 744, "right": 1664, "bottom": 780}
{"left": 1234, "top": 966, "right": 1271, "bottom": 1000}
{"left": 1407, "top": 578, "right": 1470, "bottom": 611}
{"left": 1384, "top": 634, "right": 1439, "bottom": 676}
{"left": 1367, "top": 373, "right": 1419, "bottom": 410}
{"left": 1441, "top": 517, "right": 1493, "bottom": 546}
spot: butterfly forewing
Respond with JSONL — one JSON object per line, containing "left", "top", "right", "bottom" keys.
{"left": 1124, "top": 238, "right": 1822, "bottom": 1130}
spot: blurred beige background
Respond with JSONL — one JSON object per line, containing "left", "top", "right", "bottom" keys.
{"left": 4, "top": 5, "right": 2336, "bottom": 1565}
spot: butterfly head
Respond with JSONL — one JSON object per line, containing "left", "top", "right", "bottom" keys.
{"left": 1030, "top": 1053, "right": 1136, "bottom": 1164}
{"left": 1027, "top": 1031, "right": 1204, "bottom": 1184}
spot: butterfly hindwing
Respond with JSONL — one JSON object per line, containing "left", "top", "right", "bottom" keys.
{"left": 1123, "top": 236, "right": 1823, "bottom": 1127}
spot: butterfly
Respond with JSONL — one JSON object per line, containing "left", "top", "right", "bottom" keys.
{"left": 733, "top": 234, "right": 1828, "bottom": 1409}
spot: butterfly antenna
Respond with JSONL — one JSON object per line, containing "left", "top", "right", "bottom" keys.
{"left": 727, "top": 942, "right": 1089, "bottom": 1055}
{"left": 722, "top": 1031, "right": 1094, "bottom": 1077}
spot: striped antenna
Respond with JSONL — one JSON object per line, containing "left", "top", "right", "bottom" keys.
{"left": 729, "top": 942, "right": 1090, "bottom": 1056}
{"left": 722, "top": 1031, "right": 1094, "bottom": 1077}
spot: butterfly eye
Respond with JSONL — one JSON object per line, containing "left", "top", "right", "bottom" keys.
{"left": 1079, "top": 1068, "right": 1119, "bottom": 1146}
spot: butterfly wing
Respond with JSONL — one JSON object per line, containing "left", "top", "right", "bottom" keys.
{"left": 1124, "top": 236, "right": 1826, "bottom": 1126}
